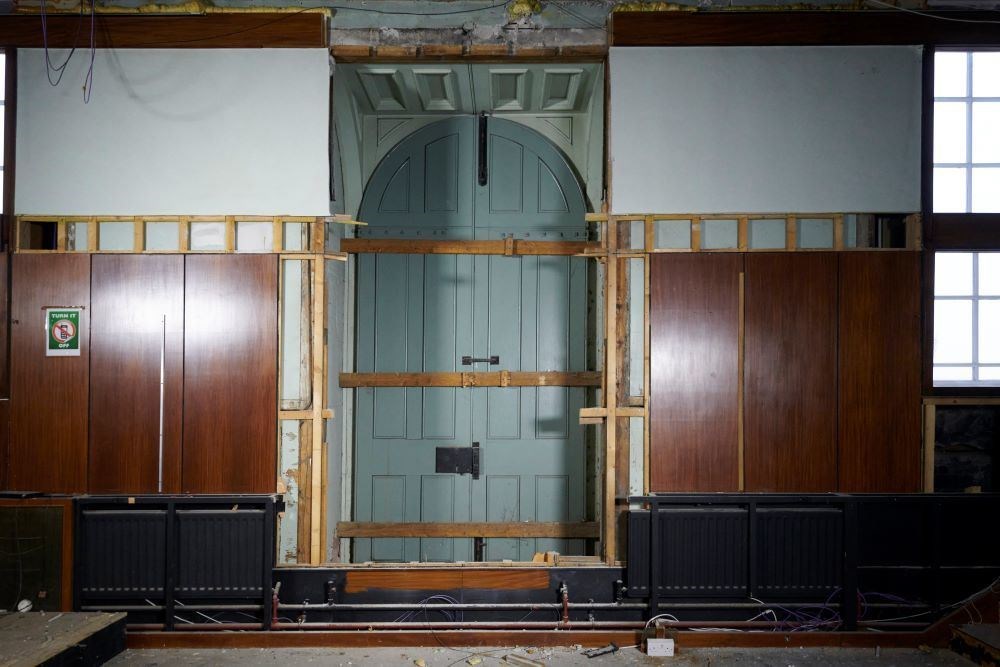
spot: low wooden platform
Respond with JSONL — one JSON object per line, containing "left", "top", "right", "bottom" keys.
{"left": 0, "top": 611, "right": 126, "bottom": 666}
{"left": 951, "top": 624, "right": 1000, "bottom": 665}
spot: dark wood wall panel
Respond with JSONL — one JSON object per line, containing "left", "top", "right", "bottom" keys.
{"left": 0, "top": 14, "right": 326, "bottom": 48}
{"left": 183, "top": 255, "right": 277, "bottom": 494}
{"left": 744, "top": 253, "right": 838, "bottom": 492}
{"left": 89, "top": 256, "right": 184, "bottom": 493}
{"left": 839, "top": 252, "right": 922, "bottom": 493}
{"left": 0, "top": 253, "right": 8, "bottom": 398}
{"left": 650, "top": 254, "right": 741, "bottom": 491}
{"left": 9, "top": 255, "right": 90, "bottom": 493}
{"left": 0, "top": 400, "right": 8, "bottom": 489}
{"left": 610, "top": 10, "right": 1000, "bottom": 47}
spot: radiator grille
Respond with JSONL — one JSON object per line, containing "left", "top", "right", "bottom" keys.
{"left": 660, "top": 508, "right": 747, "bottom": 596}
{"left": 175, "top": 510, "right": 266, "bottom": 598}
{"left": 79, "top": 510, "right": 167, "bottom": 597}
{"left": 756, "top": 507, "right": 842, "bottom": 597}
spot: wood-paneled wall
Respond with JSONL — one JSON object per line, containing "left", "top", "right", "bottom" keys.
{"left": 839, "top": 252, "right": 922, "bottom": 492}
{"left": 3, "top": 254, "right": 280, "bottom": 495}
{"left": 649, "top": 251, "right": 922, "bottom": 493}
{"left": 0, "top": 253, "right": 8, "bottom": 398}
{"left": 9, "top": 255, "right": 91, "bottom": 493}
{"left": 744, "top": 253, "right": 838, "bottom": 492}
{"left": 650, "top": 254, "right": 741, "bottom": 491}
{"left": 0, "top": 400, "right": 8, "bottom": 490}
{"left": 89, "top": 256, "right": 184, "bottom": 493}
{"left": 183, "top": 255, "right": 278, "bottom": 494}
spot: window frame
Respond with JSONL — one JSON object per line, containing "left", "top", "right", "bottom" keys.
{"left": 925, "top": 46, "right": 1000, "bottom": 397}
{"left": 2, "top": 49, "right": 14, "bottom": 249}
{"left": 931, "top": 50, "right": 1000, "bottom": 214}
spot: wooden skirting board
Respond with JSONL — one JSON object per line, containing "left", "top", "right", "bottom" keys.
{"left": 343, "top": 568, "right": 550, "bottom": 593}
{"left": 336, "top": 521, "right": 600, "bottom": 539}
{"left": 339, "top": 371, "right": 601, "bottom": 388}
{"left": 340, "top": 238, "right": 599, "bottom": 256}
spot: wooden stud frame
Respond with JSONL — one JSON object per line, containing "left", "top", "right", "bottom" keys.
{"left": 921, "top": 396, "right": 1000, "bottom": 493}
{"left": 13, "top": 215, "right": 358, "bottom": 258}
{"left": 583, "top": 212, "right": 922, "bottom": 254}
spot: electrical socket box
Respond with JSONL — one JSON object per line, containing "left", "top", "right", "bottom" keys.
{"left": 646, "top": 638, "right": 675, "bottom": 657}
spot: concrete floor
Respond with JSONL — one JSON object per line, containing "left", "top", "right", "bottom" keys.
{"left": 109, "top": 645, "right": 975, "bottom": 666}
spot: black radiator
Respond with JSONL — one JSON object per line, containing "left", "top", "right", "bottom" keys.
{"left": 628, "top": 494, "right": 1000, "bottom": 630}
{"left": 75, "top": 495, "right": 279, "bottom": 629}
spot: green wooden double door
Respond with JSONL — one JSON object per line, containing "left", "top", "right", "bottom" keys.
{"left": 352, "top": 116, "right": 590, "bottom": 562}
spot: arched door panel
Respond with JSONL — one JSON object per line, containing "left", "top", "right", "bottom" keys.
{"left": 353, "top": 117, "right": 588, "bottom": 562}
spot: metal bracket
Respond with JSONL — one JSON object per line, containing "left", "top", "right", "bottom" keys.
{"left": 462, "top": 355, "right": 499, "bottom": 366}
{"left": 478, "top": 112, "right": 489, "bottom": 187}
{"left": 435, "top": 442, "right": 480, "bottom": 480}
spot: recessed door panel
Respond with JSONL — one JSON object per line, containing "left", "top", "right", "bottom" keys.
{"left": 354, "top": 117, "right": 588, "bottom": 562}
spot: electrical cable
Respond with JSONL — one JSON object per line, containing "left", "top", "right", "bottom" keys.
{"left": 83, "top": 0, "right": 96, "bottom": 103}
{"left": 545, "top": 1, "right": 608, "bottom": 31}
{"left": 110, "top": 0, "right": 514, "bottom": 49}
{"left": 40, "top": 0, "right": 87, "bottom": 87}
{"left": 865, "top": 0, "right": 1000, "bottom": 24}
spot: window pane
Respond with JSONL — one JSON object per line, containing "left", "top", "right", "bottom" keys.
{"left": 980, "top": 253, "right": 1000, "bottom": 296}
{"left": 934, "top": 366, "right": 973, "bottom": 382}
{"left": 934, "top": 299, "right": 973, "bottom": 364}
{"left": 935, "top": 51, "right": 968, "bottom": 97}
{"left": 971, "top": 168, "right": 1000, "bottom": 213}
{"left": 972, "top": 52, "right": 1000, "bottom": 97}
{"left": 934, "top": 102, "right": 967, "bottom": 163}
{"left": 980, "top": 300, "right": 1000, "bottom": 363}
{"left": 972, "top": 102, "right": 1000, "bottom": 163}
{"left": 936, "top": 252, "right": 973, "bottom": 296}
{"left": 980, "top": 367, "right": 1000, "bottom": 381}
{"left": 933, "top": 167, "right": 967, "bottom": 212}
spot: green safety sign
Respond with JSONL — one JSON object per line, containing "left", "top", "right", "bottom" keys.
{"left": 46, "top": 308, "right": 82, "bottom": 357}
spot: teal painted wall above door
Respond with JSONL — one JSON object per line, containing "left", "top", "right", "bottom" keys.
{"left": 352, "top": 116, "right": 590, "bottom": 562}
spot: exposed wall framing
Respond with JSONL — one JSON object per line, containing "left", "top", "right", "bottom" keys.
{"left": 580, "top": 211, "right": 924, "bottom": 564}
{"left": 14, "top": 214, "right": 350, "bottom": 567}
{"left": 338, "top": 209, "right": 924, "bottom": 566}
{"left": 921, "top": 396, "right": 1000, "bottom": 492}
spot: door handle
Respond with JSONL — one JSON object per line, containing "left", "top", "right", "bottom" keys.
{"left": 462, "top": 355, "right": 499, "bottom": 366}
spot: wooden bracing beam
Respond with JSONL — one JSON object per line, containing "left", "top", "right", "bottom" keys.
{"left": 340, "top": 238, "right": 599, "bottom": 256}
{"left": 336, "top": 521, "right": 600, "bottom": 539}
{"left": 339, "top": 371, "right": 601, "bottom": 388}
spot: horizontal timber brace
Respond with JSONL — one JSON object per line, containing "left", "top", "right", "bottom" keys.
{"left": 339, "top": 371, "right": 601, "bottom": 388}
{"left": 336, "top": 522, "right": 600, "bottom": 539}
{"left": 340, "top": 238, "right": 599, "bottom": 256}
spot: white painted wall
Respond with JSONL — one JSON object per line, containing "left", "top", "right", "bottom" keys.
{"left": 609, "top": 46, "right": 922, "bottom": 214}
{"left": 17, "top": 49, "right": 330, "bottom": 215}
